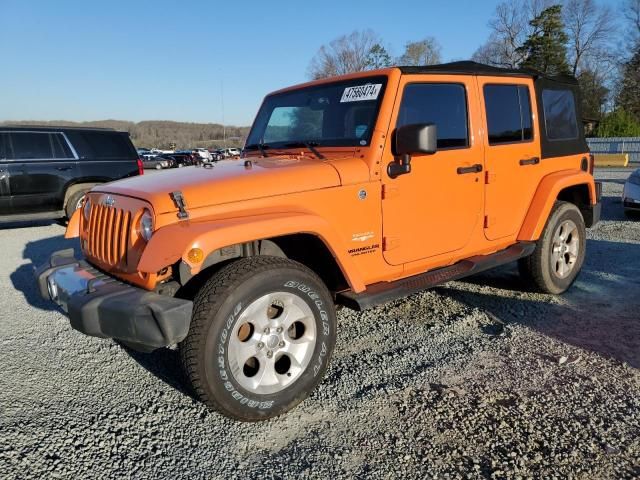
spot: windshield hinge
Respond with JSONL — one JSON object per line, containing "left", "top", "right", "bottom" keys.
{"left": 170, "top": 191, "right": 189, "bottom": 219}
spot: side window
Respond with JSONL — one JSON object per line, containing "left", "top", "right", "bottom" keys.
{"left": 8, "top": 132, "right": 54, "bottom": 159}
{"left": 0, "top": 134, "right": 7, "bottom": 159}
{"left": 542, "top": 89, "right": 578, "bottom": 140}
{"left": 51, "top": 133, "right": 74, "bottom": 159}
{"left": 65, "top": 132, "right": 136, "bottom": 159}
{"left": 396, "top": 83, "right": 469, "bottom": 149}
{"left": 484, "top": 84, "right": 533, "bottom": 145}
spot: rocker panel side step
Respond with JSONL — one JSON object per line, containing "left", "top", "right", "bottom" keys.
{"left": 336, "top": 242, "right": 536, "bottom": 311}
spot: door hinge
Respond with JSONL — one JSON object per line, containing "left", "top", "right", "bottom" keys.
{"left": 381, "top": 184, "right": 399, "bottom": 199}
{"left": 484, "top": 215, "right": 490, "bottom": 228}
{"left": 383, "top": 236, "right": 401, "bottom": 251}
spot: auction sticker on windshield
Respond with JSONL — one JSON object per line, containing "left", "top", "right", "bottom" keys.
{"left": 340, "top": 84, "right": 382, "bottom": 103}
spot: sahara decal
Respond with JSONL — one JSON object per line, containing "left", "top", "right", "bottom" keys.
{"left": 352, "top": 231, "right": 375, "bottom": 242}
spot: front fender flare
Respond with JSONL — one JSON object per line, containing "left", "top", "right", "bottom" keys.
{"left": 137, "top": 212, "right": 366, "bottom": 292}
{"left": 518, "top": 169, "right": 597, "bottom": 241}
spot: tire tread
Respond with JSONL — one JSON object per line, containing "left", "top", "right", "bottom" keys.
{"left": 179, "top": 256, "right": 331, "bottom": 417}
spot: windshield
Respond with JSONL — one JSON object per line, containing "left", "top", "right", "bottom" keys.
{"left": 246, "top": 76, "right": 387, "bottom": 149}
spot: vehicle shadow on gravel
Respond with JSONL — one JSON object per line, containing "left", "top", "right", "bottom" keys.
{"left": 442, "top": 238, "right": 640, "bottom": 368}
{"left": 10, "top": 233, "right": 80, "bottom": 311}
{"left": 599, "top": 195, "right": 628, "bottom": 222}
{"left": 119, "top": 344, "right": 196, "bottom": 400}
{"left": 0, "top": 219, "right": 64, "bottom": 231}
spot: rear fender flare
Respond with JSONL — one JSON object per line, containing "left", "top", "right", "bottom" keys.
{"left": 137, "top": 213, "right": 366, "bottom": 292}
{"left": 518, "top": 170, "right": 597, "bottom": 241}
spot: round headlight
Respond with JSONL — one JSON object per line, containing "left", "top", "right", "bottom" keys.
{"left": 83, "top": 198, "right": 91, "bottom": 220}
{"left": 137, "top": 209, "right": 154, "bottom": 242}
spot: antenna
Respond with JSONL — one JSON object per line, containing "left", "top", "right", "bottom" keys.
{"left": 221, "top": 79, "right": 226, "bottom": 148}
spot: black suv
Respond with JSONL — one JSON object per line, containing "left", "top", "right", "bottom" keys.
{"left": 0, "top": 126, "right": 142, "bottom": 221}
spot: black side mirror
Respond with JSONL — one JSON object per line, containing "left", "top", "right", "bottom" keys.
{"left": 388, "top": 123, "right": 437, "bottom": 178}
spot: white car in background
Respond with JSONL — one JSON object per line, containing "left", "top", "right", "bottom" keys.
{"left": 218, "top": 148, "right": 241, "bottom": 158}
{"left": 623, "top": 168, "right": 640, "bottom": 217}
{"left": 195, "top": 148, "right": 213, "bottom": 162}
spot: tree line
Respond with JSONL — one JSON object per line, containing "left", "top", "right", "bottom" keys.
{"left": 308, "top": 0, "right": 640, "bottom": 137}
{"left": 2, "top": 120, "right": 250, "bottom": 149}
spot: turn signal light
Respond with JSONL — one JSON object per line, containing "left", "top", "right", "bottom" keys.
{"left": 187, "top": 248, "right": 204, "bottom": 264}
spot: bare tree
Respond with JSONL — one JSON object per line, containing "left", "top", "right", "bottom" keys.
{"left": 307, "top": 30, "right": 381, "bottom": 80}
{"left": 563, "top": 0, "right": 615, "bottom": 75}
{"left": 624, "top": 0, "right": 640, "bottom": 40}
{"left": 397, "top": 37, "right": 442, "bottom": 66}
{"left": 472, "top": 0, "right": 549, "bottom": 67}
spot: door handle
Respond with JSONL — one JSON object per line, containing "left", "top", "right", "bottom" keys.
{"left": 56, "top": 166, "right": 73, "bottom": 171}
{"left": 457, "top": 164, "right": 483, "bottom": 174}
{"left": 519, "top": 157, "right": 540, "bottom": 166}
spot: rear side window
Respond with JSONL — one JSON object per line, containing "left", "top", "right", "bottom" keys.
{"left": 65, "top": 131, "right": 136, "bottom": 159}
{"left": 8, "top": 132, "right": 54, "bottom": 159}
{"left": 542, "top": 89, "right": 579, "bottom": 140}
{"left": 396, "top": 83, "right": 469, "bottom": 149}
{"left": 484, "top": 85, "right": 533, "bottom": 144}
{"left": 51, "top": 133, "right": 74, "bottom": 158}
{"left": 0, "top": 134, "right": 6, "bottom": 159}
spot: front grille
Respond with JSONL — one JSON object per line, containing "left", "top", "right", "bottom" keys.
{"left": 86, "top": 204, "right": 132, "bottom": 268}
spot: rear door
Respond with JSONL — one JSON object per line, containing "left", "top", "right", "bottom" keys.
{"left": 7, "top": 131, "right": 78, "bottom": 214}
{"left": 0, "top": 134, "right": 10, "bottom": 215}
{"left": 477, "top": 78, "right": 541, "bottom": 240}
{"left": 66, "top": 131, "right": 139, "bottom": 182}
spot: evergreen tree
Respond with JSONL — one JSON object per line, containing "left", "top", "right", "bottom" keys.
{"left": 517, "top": 5, "right": 570, "bottom": 75}
{"left": 365, "top": 44, "right": 393, "bottom": 69}
{"left": 616, "top": 45, "right": 640, "bottom": 122}
{"left": 577, "top": 69, "right": 608, "bottom": 121}
{"left": 596, "top": 109, "right": 640, "bottom": 137}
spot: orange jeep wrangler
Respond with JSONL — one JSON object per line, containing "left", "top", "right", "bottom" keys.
{"left": 36, "top": 61, "right": 601, "bottom": 421}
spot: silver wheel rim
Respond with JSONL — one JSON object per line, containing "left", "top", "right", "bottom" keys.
{"left": 551, "top": 219, "right": 579, "bottom": 279}
{"left": 75, "top": 196, "right": 84, "bottom": 211}
{"left": 227, "top": 292, "right": 317, "bottom": 395}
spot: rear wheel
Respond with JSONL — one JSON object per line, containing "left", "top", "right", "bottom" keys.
{"left": 518, "top": 201, "right": 586, "bottom": 294}
{"left": 180, "top": 256, "right": 336, "bottom": 421}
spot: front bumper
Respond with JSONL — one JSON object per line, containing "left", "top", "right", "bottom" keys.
{"left": 35, "top": 249, "right": 192, "bottom": 352}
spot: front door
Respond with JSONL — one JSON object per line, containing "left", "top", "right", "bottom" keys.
{"left": 477, "top": 79, "right": 541, "bottom": 240}
{"left": 382, "top": 76, "right": 484, "bottom": 266}
{"left": 6, "top": 131, "right": 77, "bottom": 214}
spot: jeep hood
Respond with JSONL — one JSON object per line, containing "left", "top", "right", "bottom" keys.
{"left": 93, "top": 157, "right": 343, "bottom": 214}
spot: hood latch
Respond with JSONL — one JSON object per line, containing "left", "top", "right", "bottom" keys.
{"left": 170, "top": 191, "right": 189, "bottom": 219}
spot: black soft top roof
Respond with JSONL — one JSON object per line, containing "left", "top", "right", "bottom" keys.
{"left": 398, "top": 61, "right": 579, "bottom": 85}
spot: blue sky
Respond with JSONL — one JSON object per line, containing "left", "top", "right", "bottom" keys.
{"left": 0, "top": 0, "right": 627, "bottom": 126}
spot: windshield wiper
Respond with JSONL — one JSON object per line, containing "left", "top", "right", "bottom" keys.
{"left": 244, "top": 143, "right": 270, "bottom": 157}
{"left": 283, "top": 141, "right": 324, "bottom": 160}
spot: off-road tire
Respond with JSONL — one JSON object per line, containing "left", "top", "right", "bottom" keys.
{"left": 179, "top": 256, "right": 337, "bottom": 421}
{"left": 518, "top": 201, "right": 586, "bottom": 294}
{"left": 65, "top": 189, "right": 88, "bottom": 220}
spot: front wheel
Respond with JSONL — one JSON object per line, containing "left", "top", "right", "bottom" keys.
{"left": 518, "top": 201, "right": 586, "bottom": 294}
{"left": 180, "top": 256, "right": 337, "bottom": 421}
{"left": 65, "top": 189, "right": 89, "bottom": 220}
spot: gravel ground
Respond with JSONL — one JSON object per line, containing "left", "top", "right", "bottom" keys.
{"left": 1, "top": 168, "right": 639, "bottom": 479}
